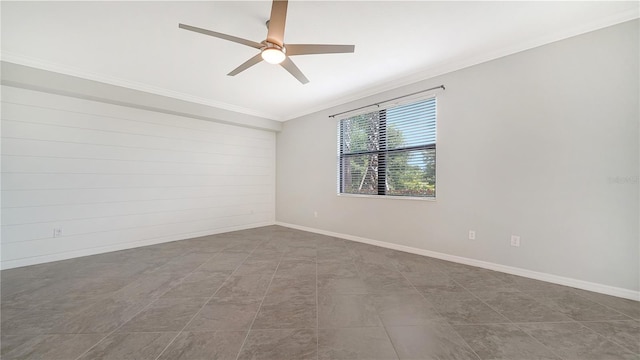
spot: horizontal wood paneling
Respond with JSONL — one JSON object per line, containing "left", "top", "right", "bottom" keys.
{"left": 1, "top": 186, "right": 270, "bottom": 207}
{"left": 1, "top": 86, "right": 276, "bottom": 268}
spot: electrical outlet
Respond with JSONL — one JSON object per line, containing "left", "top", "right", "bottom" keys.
{"left": 53, "top": 228, "right": 63, "bottom": 238}
{"left": 468, "top": 230, "right": 476, "bottom": 240}
{"left": 314, "top": 211, "right": 318, "bottom": 218}
{"left": 510, "top": 235, "right": 521, "bottom": 247}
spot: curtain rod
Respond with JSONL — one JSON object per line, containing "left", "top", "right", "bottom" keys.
{"left": 328, "top": 85, "right": 445, "bottom": 118}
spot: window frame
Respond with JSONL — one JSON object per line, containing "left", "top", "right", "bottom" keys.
{"left": 337, "top": 96, "right": 437, "bottom": 200}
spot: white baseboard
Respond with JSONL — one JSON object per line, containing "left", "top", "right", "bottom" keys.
{"left": 276, "top": 221, "right": 640, "bottom": 301}
{"left": 1, "top": 221, "right": 275, "bottom": 270}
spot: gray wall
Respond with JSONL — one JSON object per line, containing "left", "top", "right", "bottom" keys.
{"left": 276, "top": 20, "right": 639, "bottom": 293}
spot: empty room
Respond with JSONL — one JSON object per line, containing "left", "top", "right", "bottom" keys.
{"left": 1, "top": 1, "right": 638, "bottom": 359}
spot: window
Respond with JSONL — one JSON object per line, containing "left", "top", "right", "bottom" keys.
{"left": 338, "top": 97, "right": 436, "bottom": 198}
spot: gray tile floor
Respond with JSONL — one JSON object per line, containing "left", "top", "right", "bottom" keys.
{"left": 1, "top": 225, "right": 638, "bottom": 359}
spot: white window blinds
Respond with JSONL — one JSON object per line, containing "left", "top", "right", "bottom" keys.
{"left": 338, "top": 97, "right": 436, "bottom": 197}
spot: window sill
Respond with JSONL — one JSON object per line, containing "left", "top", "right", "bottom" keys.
{"left": 337, "top": 193, "right": 436, "bottom": 201}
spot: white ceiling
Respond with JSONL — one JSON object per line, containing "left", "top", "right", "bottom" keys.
{"left": 2, "top": 1, "right": 638, "bottom": 121}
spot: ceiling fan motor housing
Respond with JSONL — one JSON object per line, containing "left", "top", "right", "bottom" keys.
{"left": 261, "top": 41, "right": 286, "bottom": 64}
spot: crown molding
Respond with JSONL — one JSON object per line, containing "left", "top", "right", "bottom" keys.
{"left": 0, "top": 52, "right": 284, "bottom": 121}
{"left": 281, "top": 11, "right": 640, "bottom": 121}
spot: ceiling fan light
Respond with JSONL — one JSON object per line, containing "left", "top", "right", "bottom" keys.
{"left": 262, "top": 48, "right": 286, "bottom": 64}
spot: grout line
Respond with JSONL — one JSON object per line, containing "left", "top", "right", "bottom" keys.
{"left": 2, "top": 153, "right": 271, "bottom": 168}
{"left": 577, "top": 319, "right": 640, "bottom": 323}
{"left": 72, "top": 250, "right": 224, "bottom": 360}
{"left": 445, "top": 276, "right": 570, "bottom": 360}
{"left": 233, "top": 246, "right": 287, "bottom": 360}
{"left": 392, "top": 261, "right": 483, "bottom": 360}
{"left": 152, "top": 244, "right": 257, "bottom": 360}
{"left": 2, "top": 171, "right": 270, "bottom": 177}
{"left": 2, "top": 184, "right": 271, "bottom": 192}
{"left": 564, "top": 291, "right": 637, "bottom": 320}
{"left": 573, "top": 321, "right": 639, "bottom": 356}
{"left": 2, "top": 194, "right": 268, "bottom": 210}
{"left": 1, "top": 118, "right": 271, "bottom": 151}
{"left": 378, "top": 317, "right": 402, "bottom": 360}
{"left": 343, "top": 245, "right": 402, "bottom": 360}
{"left": 1, "top": 136, "right": 273, "bottom": 159}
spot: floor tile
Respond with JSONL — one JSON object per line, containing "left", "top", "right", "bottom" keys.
{"left": 253, "top": 295, "right": 317, "bottom": 329}
{"left": 317, "top": 251, "right": 353, "bottom": 264}
{"left": 198, "top": 253, "right": 249, "bottom": 271}
{"left": 318, "top": 327, "right": 398, "bottom": 359}
{"left": 186, "top": 296, "right": 262, "bottom": 331}
{"left": 54, "top": 296, "right": 151, "bottom": 334}
{"left": 4, "top": 277, "right": 132, "bottom": 308}
{"left": 234, "top": 259, "right": 280, "bottom": 276}
{"left": 237, "top": 329, "right": 317, "bottom": 360}
{"left": 449, "top": 272, "right": 518, "bottom": 293}
{"left": 158, "top": 331, "right": 246, "bottom": 360}
{"left": 1, "top": 306, "right": 77, "bottom": 335}
{"left": 315, "top": 239, "right": 346, "bottom": 249}
{"left": 386, "top": 324, "right": 480, "bottom": 360}
{"left": 317, "top": 261, "right": 359, "bottom": 277}
{"left": 112, "top": 273, "right": 186, "bottom": 300}
{"left": 2, "top": 226, "right": 637, "bottom": 360}
{"left": 394, "top": 258, "right": 445, "bottom": 275}
{"left": 573, "top": 290, "right": 640, "bottom": 320}
{"left": 161, "top": 271, "right": 230, "bottom": 298}
{"left": 362, "top": 277, "right": 418, "bottom": 294}
{"left": 77, "top": 331, "right": 177, "bottom": 360}
{"left": 214, "top": 274, "right": 273, "bottom": 298}
{"left": 275, "top": 259, "right": 317, "bottom": 278}
{"left": 429, "top": 294, "right": 510, "bottom": 325}
{"left": 415, "top": 282, "right": 472, "bottom": 301}
{"left": 0, "top": 277, "right": 54, "bottom": 302}
{"left": 454, "top": 323, "right": 561, "bottom": 359}
{"left": 118, "top": 297, "right": 207, "bottom": 332}
{"left": 497, "top": 274, "right": 577, "bottom": 294}
{"left": 318, "top": 293, "right": 381, "bottom": 328}
{"left": 357, "top": 263, "right": 404, "bottom": 279}
{"left": 519, "top": 322, "right": 637, "bottom": 360}
{"left": 266, "top": 276, "right": 316, "bottom": 297}
{"left": 402, "top": 272, "right": 454, "bottom": 288}
{"left": 318, "top": 274, "right": 369, "bottom": 294}
{"left": 1, "top": 333, "right": 104, "bottom": 360}
{"left": 145, "top": 253, "right": 213, "bottom": 275}
{"left": 581, "top": 320, "right": 640, "bottom": 354}
{"left": 372, "top": 293, "right": 442, "bottom": 326}
{"left": 282, "top": 247, "right": 317, "bottom": 260}
{"left": 530, "top": 291, "right": 631, "bottom": 321}
{"left": 244, "top": 250, "right": 283, "bottom": 262}
{"left": 474, "top": 291, "right": 572, "bottom": 322}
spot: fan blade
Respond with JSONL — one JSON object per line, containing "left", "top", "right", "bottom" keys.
{"left": 280, "top": 57, "right": 309, "bottom": 84}
{"left": 266, "top": 0, "right": 287, "bottom": 46}
{"left": 286, "top": 44, "right": 355, "bottom": 56}
{"left": 179, "top": 23, "right": 263, "bottom": 49}
{"left": 228, "top": 53, "right": 263, "bottom": 76}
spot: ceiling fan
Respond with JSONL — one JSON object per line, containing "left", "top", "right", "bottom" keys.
{"left": 179, "top": 0, "right": 355, "bottom": 84}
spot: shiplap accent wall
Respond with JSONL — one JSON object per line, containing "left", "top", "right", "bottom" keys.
{"left": 1, "top": 85, "right": 276, "bottom": 269}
